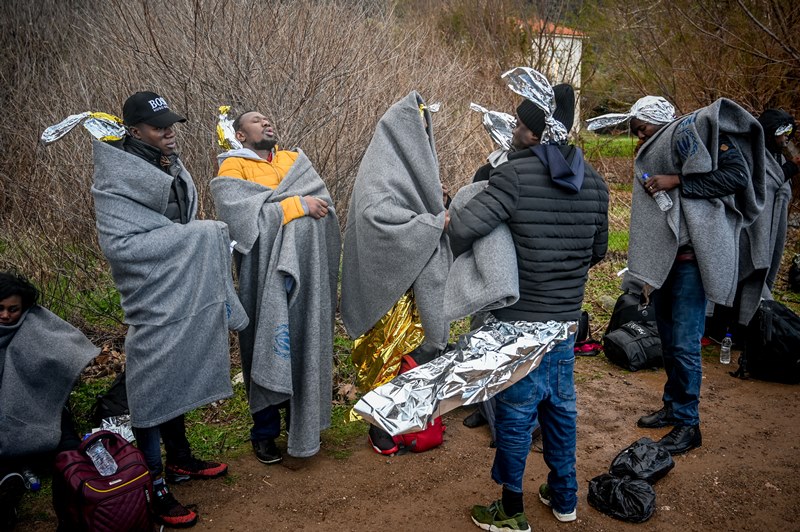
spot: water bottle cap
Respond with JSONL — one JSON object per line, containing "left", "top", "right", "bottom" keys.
{"left": 642, "top": 173, "right": 650, "bottom": 179}
{"left": 725, "top": 333, "right": 732, "bottom": 337}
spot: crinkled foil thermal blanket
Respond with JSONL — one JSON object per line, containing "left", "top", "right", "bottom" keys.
{"left": 216, "top": 105, "right": 242, "bottom": 150}
{"left": 351, "top": 290, "right": 424, "bottom": 392}
{"left": 41, "top": 112, "right": 124, "bottom": 145}
{"left": 354, "top": 318, "right": 577, "bottom": 436}
{"left": 470, "top": 103, "right": 515, "bottom": 150}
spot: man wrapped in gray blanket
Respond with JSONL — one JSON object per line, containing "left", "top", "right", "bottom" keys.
{"left": 92, "top": 91, "right": 248, "bottom": 529}
{"left": 212, "top": 110, "right": 341, "bottom": 465}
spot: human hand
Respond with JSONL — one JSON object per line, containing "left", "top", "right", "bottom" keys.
{"left": 305, "top": 196, "right": 329, "bottom": 219}
{"left": 642, "top": 174, "right": 680, "bottom": 195}
{"left": 442, "top": 183, "right": 451, "bottom": 208}
{"left": 444, "top": 209, "right": 451, "bottom": 232}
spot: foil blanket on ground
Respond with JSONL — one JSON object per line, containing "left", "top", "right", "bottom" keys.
{"left": 354, "top": 318, "right": 577, "bottom": 436}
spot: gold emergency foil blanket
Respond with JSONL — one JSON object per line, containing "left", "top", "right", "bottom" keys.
{"left": 216, "top": 105, "right": 242, "bottom": 151}
{"left": 351, "top": 290, "right": 425, "bottom": 393}
{"left": 353, "top": 317, "right": 577, "bottom": 436}
{"left": 41, "top": 112, "right": 125, "bottom": 145}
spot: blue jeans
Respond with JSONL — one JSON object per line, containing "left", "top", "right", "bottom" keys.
{"left": 491, "top": 334, "right": 577, "bottom": 514}
{"left": 653, "top": 260, "right": 706, "bottom": 426}
{"left": 251, "top": 406, "right": 281, "bottom": 441}
{"left": 133, "top": 415, "right": 192, "bottom": 477}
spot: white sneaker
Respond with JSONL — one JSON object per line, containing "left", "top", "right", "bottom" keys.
{"left": 538, "top": 483, "right": 577, "bottom": 522}
{"left": 552, "top": 507, "right": 577, "bottom": 523}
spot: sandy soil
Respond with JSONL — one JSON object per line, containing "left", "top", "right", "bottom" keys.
{"left": 18, "top": 350, "right": 800, "bottom": 531}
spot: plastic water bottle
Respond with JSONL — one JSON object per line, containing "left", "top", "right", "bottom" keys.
{"left": 21, "top": 469, "right": 41, "bottom": 491}
{"left": 720, "top": 333, "right": 732, "bottom": 365}
{"left": 86, "top": 441, "right": 118, "bottom": 476}
{"left": 642, "top": 173, "right": 673, "bottom": 211}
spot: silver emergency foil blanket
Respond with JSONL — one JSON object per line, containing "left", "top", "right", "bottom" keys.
{"left": 586, "top": 95, "right": 676, "bottom": 131}
{"left": 353, "top": 318, "right": 577, "bottom": 436}
{"left": 501, "top": 67, "right": 568, "bottom": 146}
{"left": 41, "top": 112, "right": 125, "bottom": 145}
{"left": 470, "top": 103, "right": 515, "bottom": 150}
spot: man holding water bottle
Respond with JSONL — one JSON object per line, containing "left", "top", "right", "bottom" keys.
{"left": 590, "top": 97, "right": 764, "bottom": 455}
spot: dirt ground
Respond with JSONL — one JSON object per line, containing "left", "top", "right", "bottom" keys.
{"left": 18, "top": 348, "right": 800, "bottom": 531}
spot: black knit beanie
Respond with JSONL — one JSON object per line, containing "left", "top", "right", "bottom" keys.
{"left": 516, "top": 99, "right": 545, "bottom": 136}
{"left": 553, "top": 83, "right": 575, "bottom": 131}
{"left": 516, "top": 83, "right": 575, "bottom": 137}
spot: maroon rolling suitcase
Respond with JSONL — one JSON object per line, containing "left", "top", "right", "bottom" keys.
{"left": 54, "top": 430, "right": 154, "bottom": 531}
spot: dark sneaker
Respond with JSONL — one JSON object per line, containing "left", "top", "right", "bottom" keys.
{"left": 252, "top": 439, "right": 283, "bottom": 465}
{"left": 471, "top": 500, "right": 530, "bottom": 532}
{"left": 166, "top": 457, "right": 228, "bottom": 484}
{"left": 637, "top": 406, "right": 677, "bottom": 428}
{"left": 0, "top": 472, "right": 25, "bottom": 529}
{"left": 463, "top": 409, "right": 488, "bottom": 428}
{"left": 658, "top": 424, "right": 702, "bottom": 455}
{"left": 152, "top": 484, "right": 198, "bottom": 528}
{"left": 368, "top": 424, "right": 399, "bottom": 456}
{"left": 538, "top": 483, "right": 577, "bottom": 522}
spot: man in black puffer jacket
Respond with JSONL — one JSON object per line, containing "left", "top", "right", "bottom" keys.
{"left": 453, "top": 79, "right": 608, "bottom": 532}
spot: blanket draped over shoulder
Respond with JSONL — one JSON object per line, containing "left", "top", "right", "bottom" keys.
{"left": 211, "top": 150, "right": 341, "bottom": 458}
{"left": 625, "top": 99, "right": 768, "bottom": 323}
{"left": 730, "top": 153, "right": 791, "bottom": 322}
{"left": 0, "top": 307, "right": 98, "bottom": 457}
{"left": 341, "top": 91, "right": 451, "bottom": 348}
{"left": 92, "top": 140, "right": 246, "bottom": 428}
{"left": 443, "top": 182, "right": 518, "bottom": 322}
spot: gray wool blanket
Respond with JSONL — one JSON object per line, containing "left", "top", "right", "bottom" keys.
{"left": 728, "top": 153, "right": 791, "bottom": 322}
{"left": 444, "top": 182, "right": 518, "bottom": 322}
{"left": 341, "top": 91, "right": 451, "bottom": 348}
{"left": 625, "top": 99, "right": 767, "bottom": 322}
{"left": 211, "top": 150, "right": 341, "bottom": 458}
{"left": 92, "top": 140, "right": 247, "bottom": 428}
{"left": 0, "top": 307, "right": 98, "bottom": 457}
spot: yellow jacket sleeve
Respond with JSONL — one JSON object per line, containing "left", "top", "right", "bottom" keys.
{"left": 279, "top": 196, "right": 306, "bottom": 225}
{"left": 217, "top": 158, "right": 245, "bottom": 179}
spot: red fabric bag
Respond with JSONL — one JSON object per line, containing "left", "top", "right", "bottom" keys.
{"left": 54, "top": 430, "right": 154, "bottom": 531}
{"left": 391, "top": 354, "right": 446, "bottom": 453}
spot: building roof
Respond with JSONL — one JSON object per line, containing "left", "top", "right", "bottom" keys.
{"left": 517, "top": 18, "right": 585, "bottom": 38}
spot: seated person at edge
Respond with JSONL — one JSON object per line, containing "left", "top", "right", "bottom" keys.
{"left": 0, "top": 272, "right": 98, "bottom": 528}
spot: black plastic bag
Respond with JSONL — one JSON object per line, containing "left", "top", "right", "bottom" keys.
{"left": 588, "top": 473, "right": 656, "bottom": 523}
{"left": 609, "top": 437, "right": 674, "bottom": 484}
{"left": 789, "top": 253, "right": 800, "bottom": 293}
{"left": 90, "top": 371, "right": 129, "bottom": 426}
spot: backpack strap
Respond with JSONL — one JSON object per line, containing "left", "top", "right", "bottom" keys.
{"left": 731, "top": 348, "right": 748, "bottom": 379}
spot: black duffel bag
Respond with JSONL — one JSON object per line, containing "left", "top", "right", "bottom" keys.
{"left": 734, "top": 300, "right": 800, "bottom": 384}
{"left": 605, "top": 292, "right": 655, "bottom": 337}
{"left": 604, "top": 321, "right": 663, "bottom": 371}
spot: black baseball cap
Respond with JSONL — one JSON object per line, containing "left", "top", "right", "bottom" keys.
{"left": 122, "top": 91, "right": 187, "bottom": 127}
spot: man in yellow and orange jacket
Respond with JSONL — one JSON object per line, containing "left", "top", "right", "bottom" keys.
{"left": 216, "top": 111, "right": 334, "bottom": 465}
